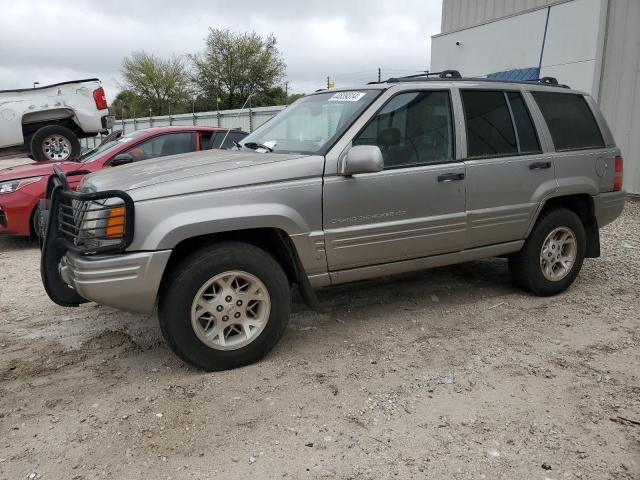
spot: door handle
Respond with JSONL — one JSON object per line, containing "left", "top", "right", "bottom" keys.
{"left": 437, "top": 172, "right": 465, "bottom": 182}
{"left": 529, "top": 161, "right": 552, "bottom": 170}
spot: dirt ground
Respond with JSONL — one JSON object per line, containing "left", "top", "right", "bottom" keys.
{"left": 0, "top": 165, "right": 638, "bottom": 479}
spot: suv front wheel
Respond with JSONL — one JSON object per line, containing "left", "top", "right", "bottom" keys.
{"left": 159, "top": 242, "right": 291, "bottom": 371}
{"left": 509, "top": 208, "right": 586, "bottom": 296}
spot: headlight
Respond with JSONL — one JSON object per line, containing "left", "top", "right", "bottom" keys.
{"left": 0, "top": 177, "right": 42, "bottom": 194}
{"left": 78, "top": 199, "right": 127, "bottom": 248}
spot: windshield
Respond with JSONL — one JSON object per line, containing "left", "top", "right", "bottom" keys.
{"left": 241, "top": 90, "right": 381, "bottom": 155}
{"left": 81, "top": 130, "right": 148, "bottom": 163}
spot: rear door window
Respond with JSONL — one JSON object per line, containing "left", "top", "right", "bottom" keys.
{"left": 461, "top": 90, "right": 542, "bottom": 158}
{"left": 506, "top": 92, "right": 541, "bottom": 154}
{"left": 461, "top": 90, "right": 518, "bottom": 158}
{"left": 209, "top": 131, "right": 247, "bottom": 149}
{"left": 532, "top": 92, "right": 605, "bottom": 151}
{"left": 199, "top": 132, "right": 214, "bottom": 150}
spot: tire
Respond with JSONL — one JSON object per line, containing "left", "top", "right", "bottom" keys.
{"left": 30, "top": 125, "right": 80, "bottom": 162}
{"left": 158, "top": 242, "right": 291, "bottom": 371}
{"left": 30, "top": 205, "right": 41, "bottom": 240}
{"left": 509, "top": 208, "right": 586, "bottom": 296}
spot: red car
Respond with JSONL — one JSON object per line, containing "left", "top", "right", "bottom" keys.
{"left": 0, "top": 126, "right": 247, "bottom": 237}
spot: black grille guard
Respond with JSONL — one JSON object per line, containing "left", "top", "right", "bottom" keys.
{"left": 39, "top": 165, "right": 135, "bottom": 307}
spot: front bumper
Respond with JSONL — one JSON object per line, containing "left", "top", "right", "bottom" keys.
{"left": 593, "top": 190, "right": 626, "bottom": 228}
{"left": 0, "top": 191, "right": 35, "bottom": 236}
{"left": 60, "top": 250, "right": 172, "bottom": 314}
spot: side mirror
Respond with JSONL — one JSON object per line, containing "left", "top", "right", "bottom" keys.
{"left": 341, "top": 145, "right": 383, "bottom": 176}
{"left": 108, "top": 153, "right": 135, "bottom": 167}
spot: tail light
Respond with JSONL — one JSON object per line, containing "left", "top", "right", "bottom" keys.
{"left": 93, "top": 87, "right": 108, "bottom": 110}
{"left": 613, "top": 155, "right": 623, "bottom": 191}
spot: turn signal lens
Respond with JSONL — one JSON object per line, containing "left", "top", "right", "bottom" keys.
{"left": 106, "top": 206, "right": 126, "bottom": 238}
{"left": 614, "top": 155, "right": 623, "bottom": 191}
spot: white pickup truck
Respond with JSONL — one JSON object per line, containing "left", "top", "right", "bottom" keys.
{"left": 0, "top": 78, "right": 114, "bottom": 162}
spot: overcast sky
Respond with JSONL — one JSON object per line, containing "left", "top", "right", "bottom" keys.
{"left": 0, "top": 0, "right": 442, "bottom": 102}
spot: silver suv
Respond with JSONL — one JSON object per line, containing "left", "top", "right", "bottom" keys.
{"left": 40, "top": 72, "right": 626, "bottom": 371}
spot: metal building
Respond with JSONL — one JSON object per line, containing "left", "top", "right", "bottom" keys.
{"left": 431, "top": 0, "right": 640, "bottom": 194}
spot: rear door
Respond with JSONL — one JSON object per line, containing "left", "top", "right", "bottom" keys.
{"left": 323, "top": 88, "right": 466, "bottom": 271}
{"left": 461, "top": 89, "right": 557, "bottom": 249}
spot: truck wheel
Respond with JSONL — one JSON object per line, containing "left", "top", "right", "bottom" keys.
{"left": 30, "top": 125, "right": 80, "bottom": 162}
{"left": 509, "top": 208, "right": 586, "bottom": 296}
{"left": 158, "top": 242, "right": 291, "bottom": 371}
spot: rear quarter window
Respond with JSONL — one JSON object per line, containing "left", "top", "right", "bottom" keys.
{"left": 532, "top": 92, "right": 605, "bottom": 151}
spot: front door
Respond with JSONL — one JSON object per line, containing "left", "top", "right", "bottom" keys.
{"left": 323, "top": 89, "right": 466, "bottom": 271}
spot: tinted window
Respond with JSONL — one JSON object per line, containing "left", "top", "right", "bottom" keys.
{"left": 533, "top": 92, "right": 604, "bottom": 151}
{"left": 209, "top": 131, "right": 247, "bottom": 149}
{"left": 81, "top": 130, "right": 148, "bottom": 163}
{"left": 125, "top": 132, "right": 194, "bottom": 161}
{"left": 507, "top": 92, "right": 541, "bottom": 154}
{"left": 354, "top": 91, "right": 454, "bottom": 168}
{"left": 200, "top": 132, "right": 214, "bottom": 149}
{"left": 462, "top": 90, "right": 517, "bottom": 158}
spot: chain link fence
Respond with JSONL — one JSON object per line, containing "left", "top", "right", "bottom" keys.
{"left": 82, "top": 105, "right": 286, "bottom": 149}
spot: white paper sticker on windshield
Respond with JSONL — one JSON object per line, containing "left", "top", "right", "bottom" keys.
{"left": 328, "top": 91, "right": 367, "bottom": 102}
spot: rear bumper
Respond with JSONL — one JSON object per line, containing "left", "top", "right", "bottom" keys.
{"left": 60, "top": 250, "right": 172, "bottom": 314}
{"left": 101, "top": 115, "right": 115, "bottom": 131}
{"left": 593, "top": 190, "right": 626, "bottom": 228}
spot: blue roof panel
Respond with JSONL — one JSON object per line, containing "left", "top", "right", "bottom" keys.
{"left": 486, "top": 67, "right": 540, "bottom": 81}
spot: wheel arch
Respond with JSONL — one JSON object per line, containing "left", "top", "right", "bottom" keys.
{"left": 21, "top": 111, "right": 81, "bottom": 139}
{"left": 159, "top": 227, "right": 322, "bottom": 312}
{"left": 529, "top": 193, "right": 600, "bottom": 258}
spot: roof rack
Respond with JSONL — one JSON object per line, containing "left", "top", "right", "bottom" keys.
{"left": 385, "top": 70, "right": 462, "bottom": 83}
{"left": 370, "top": 71, "right": 569, "bottom": 89}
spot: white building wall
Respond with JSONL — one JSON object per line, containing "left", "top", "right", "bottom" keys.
{"left": 598, "top": 0, "right": 640, "bottom": 195}
{"left": 432, "top": 0, "right": 605, "bottom": 94}
{"left": 539, "top": 0, "right": 606, "bottom": 95}
{"left": 432, "top": 8, "right": 550, "bottom": 77}
{"left": 433, "top": 0, "right": 640, "bottom": 192}
{"left": 441, "top": 0, "right": 565, "bottom": 33}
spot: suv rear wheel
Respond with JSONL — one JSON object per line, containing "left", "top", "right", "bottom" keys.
{"left": 158, "top": 242, "right": 291, "bottom": 371}
{"left": 509, "top": 208, "right": 586, "bottom": 296}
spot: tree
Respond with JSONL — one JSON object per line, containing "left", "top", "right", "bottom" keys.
{"left": 286, "top": 93, "right": 305, "bottom": 104}
{"left": 121, "top": 51, "right": 191, "bottom": 116}
{"left": 191, "top": 29, "right": 286, "bottom": 110}
{"left": 109, "top": 89, "right": 149, "bottom": 119}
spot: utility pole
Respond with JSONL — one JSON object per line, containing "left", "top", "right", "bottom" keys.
{"left": 327, "top": 76, "right": 330, "bottom": 89}
{"left": 285, "top": 81, "right": 288, "bottom": 105}
{"left": 378, "top": 67, "right": 381, "bottom": 82}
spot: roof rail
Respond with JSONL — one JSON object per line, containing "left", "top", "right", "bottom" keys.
{"left": 368, "top": 71, "right": 570, "bottom": 89}
{"left": 367, "top": 70, "right": 570, "bottom": 88}
{"left": 537, "top": 76, "right": 558, "bottom": 85}
{"left": 385, "top": 70, "right": 462, "bottom": 83}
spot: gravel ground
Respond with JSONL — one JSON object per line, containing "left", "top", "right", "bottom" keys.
{"left": 0, "top": 185, "right": 638, "bottom": 479}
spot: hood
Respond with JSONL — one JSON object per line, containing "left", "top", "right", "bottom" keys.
{"left": 0, "top": 160, "right": 84, "bottom": 182}
{"left": 82, "top": 150, "right": 324, "bottom": 199}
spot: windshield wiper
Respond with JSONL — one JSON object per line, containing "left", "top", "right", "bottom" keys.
{"left": 242, "top": 142, "right": 273, "bottom": 153}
